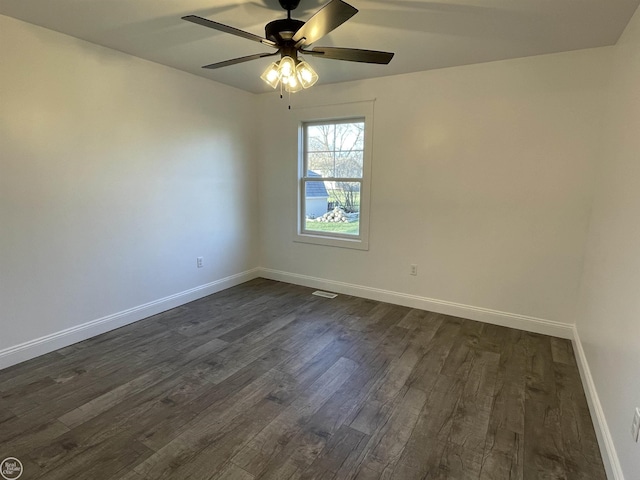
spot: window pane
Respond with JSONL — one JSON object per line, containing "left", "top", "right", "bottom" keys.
{"left": 307, "top": 152, "right": 334, "bottom": 177}
{"left": 306, "top": 124, "right": 335, "bottom": 153}
{"left": 334, "top": 151, "right": 363, "bottom": 178}
{"left": 335, "top": 122, "right": 364, "bottom": 151}
{"left": 304, "top": 181, "right": 361, "bottom": 236}
{"left": 305, "top": 121, "right": 365, "bottom": 178}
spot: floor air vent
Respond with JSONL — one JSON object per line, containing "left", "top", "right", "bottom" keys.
{"left": 312, "top": 290, "right": 338, "bottom": 299}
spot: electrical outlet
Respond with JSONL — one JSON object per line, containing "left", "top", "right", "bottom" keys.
{"left": 196, "top": 257, "right": 204, "bottom": 268}
{"left": 632, "top": 407, "right": 640, "bottom": 442}
{"left": 410, "top": 264, "right": 418, "bottom": 276}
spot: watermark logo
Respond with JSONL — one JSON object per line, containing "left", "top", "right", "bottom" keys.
{"left": 0, "top": 458, "right": 23, "bottom": 480}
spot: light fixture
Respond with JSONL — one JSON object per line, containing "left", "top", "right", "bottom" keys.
{"left": 284, "top": 70, "right": 303, "bottom": 92}
{"left": 260, "top": 62, "right": 280, "bottom": 89}
{"left": 260, "top": 54, "right": 319, "bottom": 93}
{"left": 278, "top": 56, "right": 296, "bottom": 79}
{"left": 296, "top": 61, "right": 318, "bottom": 89}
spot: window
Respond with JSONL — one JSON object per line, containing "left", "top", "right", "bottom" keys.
{"left": 295, "top": 102, "right": 373, "bottom": 250}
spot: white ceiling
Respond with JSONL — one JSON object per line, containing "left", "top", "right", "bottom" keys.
{"left": 1, "top": 0, "right": 638, "bottom": 93}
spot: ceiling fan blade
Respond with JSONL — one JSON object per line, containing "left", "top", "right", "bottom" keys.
{"left": 304, "top": 47, "right": 394, "bottom": 64}
{"left": 202, "top": 52, "right": 280, "bottom": 70}
{"left": 182, "top": 15, "right": 277, "bottom": 48}
{"left": 292, "top": 0, "right": 358, "bottom": 46}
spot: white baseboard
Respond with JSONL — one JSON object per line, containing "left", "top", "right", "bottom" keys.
{"left": 0, "top": 268, "right": 260, "bottom": 370}
{"left": 1, "top": 265, "right": 620, "bottom": 479}
{"left": 572, "top": 327, "right": 624, "bottom": 480}
{"left": 258, "top": 268, "right": 624, "bottom": 478}
{"left": 257, "top": 268, "right": 574, "bottom": 339}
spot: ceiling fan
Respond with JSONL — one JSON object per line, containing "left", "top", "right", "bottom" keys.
{"left": 182, "top": 0, "right": 394, "bottom": 92}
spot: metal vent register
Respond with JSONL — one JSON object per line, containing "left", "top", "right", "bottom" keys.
{"left": 312, "top": 291, "right": 338, "bottom": 299}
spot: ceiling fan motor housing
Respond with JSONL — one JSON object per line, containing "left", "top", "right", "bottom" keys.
{"left": 265, "top": 18, "right": 305, "bottom": 44}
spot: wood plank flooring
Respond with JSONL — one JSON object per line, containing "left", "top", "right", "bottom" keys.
{"left": 0, "top": 279, "right": 606, "bottom": 479}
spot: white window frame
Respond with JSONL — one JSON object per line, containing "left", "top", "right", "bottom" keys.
{"left": 293, "top": 101, "right": 374, "bottom": 250}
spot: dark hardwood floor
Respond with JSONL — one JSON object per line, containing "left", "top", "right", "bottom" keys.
{"left": 0, "top": 279, "right": 606, "bottom": 479}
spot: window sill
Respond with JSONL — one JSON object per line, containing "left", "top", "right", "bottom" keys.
{"left": 294, "top": 232, "right": 369, "bottom": 251}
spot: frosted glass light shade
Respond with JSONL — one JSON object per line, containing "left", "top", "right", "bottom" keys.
{"left": 278, "top": 56, "right": 296, "bottom": 79}
{"left": 296, "top": 61, "right": 318, "bottom": 89}
{"left": 260, "top": 62, "right": 280, "bottom": 89}
{"left": 285, "top": 72, "right": 303, "bottom": 93}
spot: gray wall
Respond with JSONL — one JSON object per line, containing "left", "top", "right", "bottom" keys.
{"left": 576, "top": 5, "right": 640, "bottom": 479}
{"left": 0, "top": 15, "right": 259, "bottom": 359}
